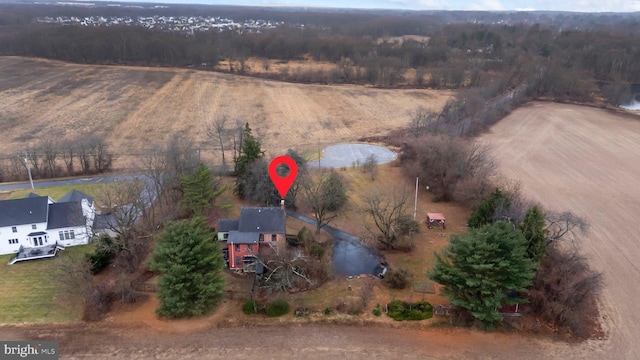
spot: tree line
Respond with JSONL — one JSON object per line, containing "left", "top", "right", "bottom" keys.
{"left": 1, "top": 6, "right": 639, "bottom": 97}
{"left": 0, "top": 135, "right": 113, "bottom": 182}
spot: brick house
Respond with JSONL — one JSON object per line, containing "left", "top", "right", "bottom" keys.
{"left": 217, "top": 204, "right": 286, "bottom": 272}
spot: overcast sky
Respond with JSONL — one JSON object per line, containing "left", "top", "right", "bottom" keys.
{"left": 143, "top": 0, "right": 640, "bottom": 12}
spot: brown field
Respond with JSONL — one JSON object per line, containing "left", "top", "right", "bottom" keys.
{"left": 479, "top": 102, "right": 640, "bottom": 359}
{"left": 0, "top": 56, "right": 451, "bottom": 166}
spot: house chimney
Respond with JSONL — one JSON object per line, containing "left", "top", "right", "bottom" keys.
{"left": 280, "top": 199, "right": 285, "bottom": 211}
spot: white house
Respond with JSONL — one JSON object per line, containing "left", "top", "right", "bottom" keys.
{"left": 0, "top": 190, "right": 95, "bottom": 264}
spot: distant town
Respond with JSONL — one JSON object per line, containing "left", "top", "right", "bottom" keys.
{"left": 36, "top": 14, "right": 293, "bottom": 33}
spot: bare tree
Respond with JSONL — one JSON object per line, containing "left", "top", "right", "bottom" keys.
{"left": 361, "top": 153, "right": 378, "bottom": 181}
{"left": 545, "top": 210, "right": 589, "bottom": 245}
{"left": 203, "top": 115, "right": 229, "bottom": 172}
{"left": 300, "top": 170, "right": 347, "bottom": 233}
{"left": 61, "top": 139, "right": 75, "bottom": 176}
{"left": 363, "top": 189, "right": 419, "bottom": 249}
{"left": 89, "top": 136, "right": 113, "bottom": 174}
{"left": 401, "top": 135, "right": 495, "bottom": 202}
{"left": 96, "top": 180, "right": 150, "bottom": 273}
{"left": 41, "top": 140, "right": 58, "bottom": 178}
{"left": 408, "top": 107, "right": 438, "bottom": 137}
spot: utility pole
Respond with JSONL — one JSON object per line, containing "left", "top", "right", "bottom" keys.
{"left": 24, "top": 153, "right": 34, "bottom": 190}
{"left": 414, "top": 177, "right": 418, "bottom": 220}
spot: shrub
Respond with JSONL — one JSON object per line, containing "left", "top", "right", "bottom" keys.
{"left": 242, "top": 300, "right": 260, "bottom": 315}
{"left": 266, "top": 300, "right": 290, "bottom": 317}
{"left": 323, "top": 307, "right": 332, "bottom": 315}
{"left": 386, "top": 300, "right": 433, "bottom": 321}
{"left": 383, "top": 269, "right": 411, "bottom": 289}
{"left": 372, "top": 304, "right": 382, "bottom": 317}
{"left": 309, "top": 242, "right": 325, "bottom": 259}
{"left": 86, "top": 236, "right": 116, "bottom": 274}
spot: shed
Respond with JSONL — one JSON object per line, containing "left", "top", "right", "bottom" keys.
{"left": 426, "top": 213, "right": 446, "bottom": 229}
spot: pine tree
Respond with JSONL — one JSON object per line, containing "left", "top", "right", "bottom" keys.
{"left": 429, "top": 221, "right": 536, "bottom": 329}
{"left": 467, "top": 188, "right": 510, "bottom": 228}
{"left": 148, "top": 216, "right": 225, "bottom": 318}
{"left": 234, "top": 123, "right": 264, "bottom": 198}
{"left": 181, "top": 163, "right": 219, "bottom": 215}
{"left": 519, "top": 205, "right": 548, "bottom": 266}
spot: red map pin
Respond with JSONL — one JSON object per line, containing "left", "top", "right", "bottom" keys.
{"left": 269, "top": 155, "right": 299, "bottom": 198}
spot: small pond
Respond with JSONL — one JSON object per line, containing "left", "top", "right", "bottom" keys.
{"left": 311, "top": 143, "right": 397, "bottom": 168}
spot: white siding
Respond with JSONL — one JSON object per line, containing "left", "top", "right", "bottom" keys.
{"left": 0, "top": 222, "right": 48, "bottom": 255}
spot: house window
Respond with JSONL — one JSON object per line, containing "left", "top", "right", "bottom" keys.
{"left": 59, "top": 231, "right": 64, "bottom": 241}
{"left": 12, "top": 227, "right": 17, "bottom": 233}
{"left": 235, "top": 244, "right": 240, "bottom": 251}
{"left": 69, "top": 230, "right": 75, "bottom": 239}
{"left": 223, "top": 233, "right": 229, "bottom": 240}
{"left": 247, "top": 244, "right": 253, "bottom": 252}
{"left": 8, "top": 239, "right": 18, "bottom": 245}
{"left": 235, "top": 256, "right": 241, "bottom": 267}
{"left": 259, "top": 234, "right": 264, "bottom": 241}
{"left": 32, "top": 224, "right": 37, "bottom": 230}
{"left": 64, "top": 231, "right": 70, "bottom": 240}
{"left": 271, "top": 234, "right": 277, "bottom": 242}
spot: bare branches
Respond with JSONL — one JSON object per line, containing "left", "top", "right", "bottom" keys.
{"left": 545, "top": 210, "right": 589, "bottom": 245}
{"left": 362, "top": 189, "right": 418, "bottom": 250}
{"left": 203, "top": 115, "right": 229, "bottom": 172}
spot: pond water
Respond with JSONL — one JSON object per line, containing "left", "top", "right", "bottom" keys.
{"left": 311, "top": 143, "right": 397, "bottom": 168}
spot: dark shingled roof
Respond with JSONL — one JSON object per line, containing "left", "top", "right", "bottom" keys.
{"left": 58, "top": 189, "right": 94, "bottom": 205}
{"left": 238, "top": 207, "right": 285, "bottom": 233}
{"left": 218, "top": 219, "right": 239, "bottom": 232}
{"left": 25, "top": 192, "right": 41, "bottom": 199}
{"left": 0, "top": 196, "right": 49, "bottom": 227}
{"left": 47, "top": 202, "right": 85, "bottom": 229}
{"left": 228, "top": 231, "right": 259, "bottom": 244}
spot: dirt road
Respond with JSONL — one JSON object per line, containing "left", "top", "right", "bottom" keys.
{"left": 0, "top": 321, "right": 568, "bottom": 360}
{"left": 479, "top": 102, "right": 640, "bottom": 359}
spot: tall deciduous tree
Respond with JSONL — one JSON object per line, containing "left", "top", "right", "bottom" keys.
{"left": 429, "top": 221, "right": 536, "bottom": 329}
{"left": 148, "top": 217, "right": 225, "bottom": 318}
{"left": 301, "top": 170, "right": 347, "bottom": 233}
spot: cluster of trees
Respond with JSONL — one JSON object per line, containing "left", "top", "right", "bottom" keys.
{"left": 430, "top": 187, "right": 600, "bottom": 336}
{"left": 0, "top": 135, "right": 114, "bottom": 183}
{"left": 58, "top": 133, "right": 227, "bottom": 320}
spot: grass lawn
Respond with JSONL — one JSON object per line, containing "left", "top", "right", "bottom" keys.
{"left": 0, "top": 244, "right": 94, "bottom": 324}
{"left": 6, "top": 183, "right": 109, "bottom": 203}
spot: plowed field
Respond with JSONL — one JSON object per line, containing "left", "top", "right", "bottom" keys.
{"left": 0, "top": 57, "right": 452, "bottom": 163}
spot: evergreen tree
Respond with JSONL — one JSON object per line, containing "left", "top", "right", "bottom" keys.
{"left": 519, "top": 205, "right": 548, "bottom": 266}
{"left": 181, "top": 163, "right": 220, "bottom": 215}
{"left": 467, "top": 188, "right": 510, "bottom": 228}
{"left": 429, "top": 221, "right": 536, "bottom": 329}
{"left": 148, "top": 217, "right": 225, "bottom": 318}
{"left": 234, "top": 123, "right": 264, "bottom": 198}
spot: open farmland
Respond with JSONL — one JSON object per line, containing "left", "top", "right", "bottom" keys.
{"left": 0, "top": 57, "right": 452, "bottom": 165}
{"left": 479, "top": 102, "right": 640, "bottom": 359}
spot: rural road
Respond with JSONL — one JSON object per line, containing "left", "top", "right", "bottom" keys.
{"left": 0, "top": 175, "right": 142, "bottom": 192}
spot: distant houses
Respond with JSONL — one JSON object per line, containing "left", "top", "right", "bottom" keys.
{"left": 0, "top": 190, "right": 95, "bottom": 264}
{"left": 217, "top": 205, "right": 286, "bottom": 272}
